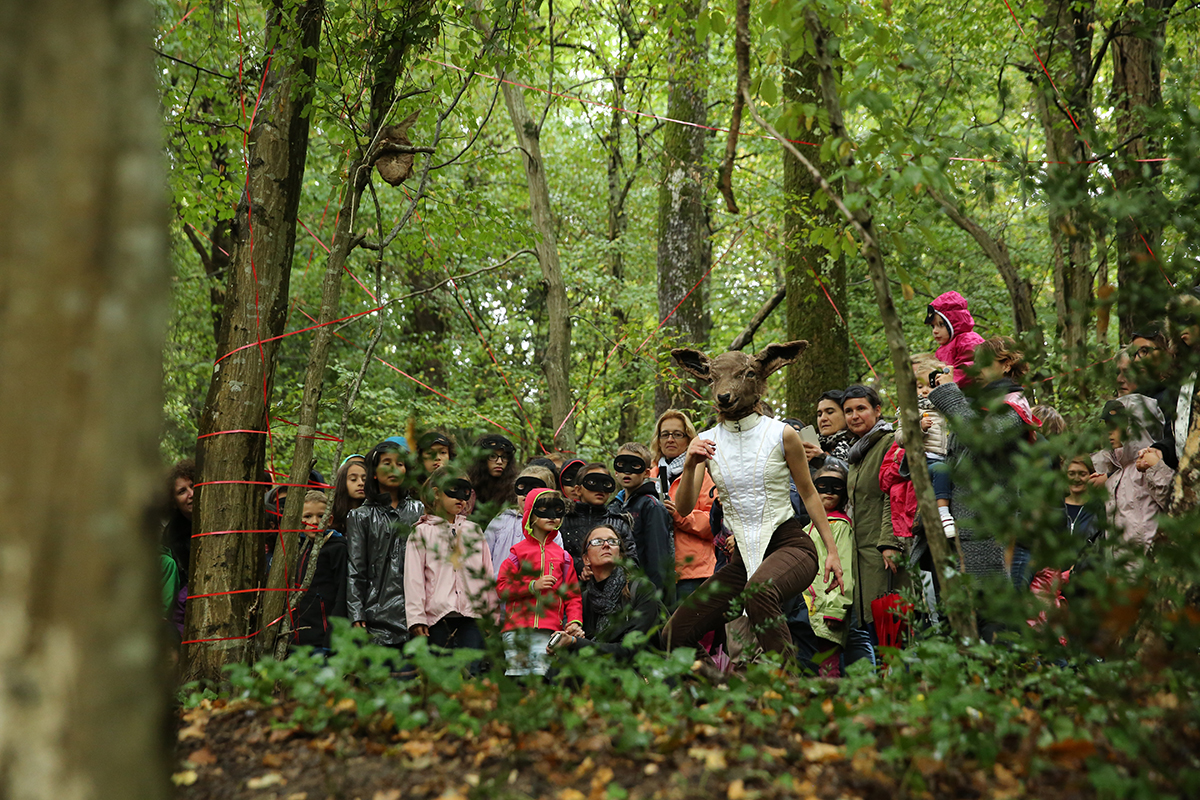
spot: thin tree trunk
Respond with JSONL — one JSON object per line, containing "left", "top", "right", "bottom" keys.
{"left": 500, "top": 80, "right": 576, "bottom": 452}
{"left": 262, "top": 19, "right": 429, "bottom": 660}
{"left": 931, "top": 189, "right": 1039, "bottom": 335}
{"left": 0, "top": 0, "right": 170, "bottom": 794}
{"left": 656, "top": 0, "right": 711, "bottom": 416}
{"left": 730, "top": 284, "right": 787, "bottom": 351}
{"left": 186, "top": 0, "right": 324, "bottom": 684}
{"left": 781, "top": 45, "right": 848, "bottom": 418}
{"left": 1112, "top": 0, "right": 1175, "bottom": 339}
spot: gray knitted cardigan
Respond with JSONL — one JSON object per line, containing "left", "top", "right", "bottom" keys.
{"left": 928, "top": 380, "right": 1029, "bottom": 579}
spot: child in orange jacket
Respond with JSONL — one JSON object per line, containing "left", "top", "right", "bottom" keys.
{"left": 496, "top": 488, "right": 583, "bottom": 676}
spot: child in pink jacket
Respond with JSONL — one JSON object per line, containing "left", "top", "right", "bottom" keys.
{"left": 925, "top": 291, "right": 985, "bottom": 386}
{"left": 404, "top": 470, "right": 497, "bottom": 671}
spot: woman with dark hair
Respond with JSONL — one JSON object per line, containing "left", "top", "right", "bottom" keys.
{"left": 345, "top": 438, "right": 425, "bottom": 648}
{"left": 547, "top": 523, "right": 665, "bottom": 659}
{"left": 466, "top": 434, "right": 519, "bottom": 518}
{"left": 804, "top": 389, "right": 854, "bottom": 464}
{"left": 329, "top": 455, "right": 367, "bottom": 533}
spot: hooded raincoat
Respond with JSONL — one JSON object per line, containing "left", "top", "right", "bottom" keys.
{"left": 496, "top": 489, "right": 583, "bottom": 632}
{"left": 1092, "top": 393, "right": 1174, "bottom": 553}
{"left": 928, "top": 291, "right": 986, "bottom": 386}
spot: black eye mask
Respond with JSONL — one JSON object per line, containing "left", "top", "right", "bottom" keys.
{"left": 514, "top": 477, "right": 547, "bottom": 495}
{"left": 531, "top": 499, "right": 566, "bottom": 519}
{"left": 580, "top": 473, "right": 616, "bottom": 493}
{"left": 443, "top": 479, "right": 473, "bottom": 501}
{"left": 813, "top": 477, "right": 847, "bottom": 501}
{"left": 613, "top": 455, "right": 648, "bottom": 474}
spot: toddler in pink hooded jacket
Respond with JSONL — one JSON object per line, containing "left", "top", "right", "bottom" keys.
{"left": 925, "top": 291, "right": 985, "bottom": 386}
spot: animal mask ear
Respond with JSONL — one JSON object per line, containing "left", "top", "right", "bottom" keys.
{"left": 672, "top": 348, "right": 713, "bottom": 383}
{"left": 752, "top": 341, "right": 809, "bottom": 377}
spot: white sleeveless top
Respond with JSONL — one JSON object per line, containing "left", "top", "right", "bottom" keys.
{"left": 702, "top": 414, "right": 793, "bottom": 578}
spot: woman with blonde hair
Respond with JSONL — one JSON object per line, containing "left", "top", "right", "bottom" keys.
{"left": 650, "top": 409, "right": 716, "bottom": 604}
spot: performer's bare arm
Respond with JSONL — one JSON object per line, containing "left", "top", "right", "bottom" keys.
{"left": 783, "top": 426, "right": 846, "bottom": 593}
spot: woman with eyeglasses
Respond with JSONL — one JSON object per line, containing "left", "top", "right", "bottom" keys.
{"left": 484, "top": 464, "right": 564, "bottom": 576}
{"left": 650, "top": 410, "right": 716, "bottom": 603}
{"left": 547, "top": 524, "right": 666, "bottom": 659}
{"left": 559, "top": 464, "right": 637, "bottom": 576}
{"left": 466, "top": 434, "right": 520, "bottom": 525}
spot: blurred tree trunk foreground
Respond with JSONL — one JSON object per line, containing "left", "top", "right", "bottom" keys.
{"left": 0, "top": 0, "right": 171, "bottom": 797}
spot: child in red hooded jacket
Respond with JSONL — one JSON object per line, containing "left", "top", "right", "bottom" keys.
{"left": 496, "top": 488, "right": 584, "bottom": 676}
{"left": 925, "top": 291, "right": 985, "bottom": 386}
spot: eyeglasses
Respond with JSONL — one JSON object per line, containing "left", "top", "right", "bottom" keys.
{"left": 657, "top": 431, "right": 688, "bottom": 441}
{"left": 1132, "top": 345, "right": 1158, "bottom": 360}
{"left": 487, "top": 452, "right": 510, "bottom": 463}
{"left": 587, "top": 537, "right": 620, "bottom": 549}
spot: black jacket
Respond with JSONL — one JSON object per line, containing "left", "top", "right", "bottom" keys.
{"left": 575, "top": 573, "right": 665, "bottom": 659}
{"left": 345, "top": 495, "right": 424, "bottom": 646}
{"left": 609, "top": 482, "right": 675, "bottom": 605}
{"left": 293, "top": 532, "right": 348, "bottom": 650}
{"left": 162, "top": 510, "right": 191, "bottom": 583}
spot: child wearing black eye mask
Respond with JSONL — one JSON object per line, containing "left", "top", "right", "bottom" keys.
{"left": 484, "top": 465, "right": 564, "bottom": 578}
{"left": 789, "top": 464, "right": 856, "bottom": 677}
{"left": 404, "top": 469, "right": 497, "bottom": 668}
{"left": 609, "top": 442, "right": 676, "bottom": 606}
{"left": 496, "top": 488, "right": 583, "bottom": 676}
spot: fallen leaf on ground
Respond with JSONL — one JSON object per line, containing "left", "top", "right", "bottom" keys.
{"left": 334, "top": 697, "right": 357, "bottom": 714}
{"left": 688, "top": 746, "right": 728, "bottom": 770}
{"left": 556, "top": 790, "right": 586, "bottom": 800}
{"left": 268, "top": 727, "right": 297, "bottom": 744}
{"left": 186, "top": 747, "right": 217, "bottom": 766}
{"left": 800, "top": 741, "right": 843, "bottom": 763}
{"left": 262, "top": 752, "right": 288, "bottom": 768}
{"left": 372, "top": 791, "right": 401, "bottom": 800}
{"left": 1045, "top": 738, "right": 1097, "bottom": 763}
{"left": 246, "top": 772, "right": 285, "bottom": 790}
{"left": 727, "top": 778, "right": 747, "bottom": 799}
{"left": 171, "top": 771, "right": 198, "bottom": 787}
{"left": 177, "top": 723, "right": 206, "bottom": 742}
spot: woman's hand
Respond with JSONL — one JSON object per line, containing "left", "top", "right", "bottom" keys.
{"left": 546, "top": 631, "right": 577, "bottom": 653}
{"left": 1088, "top": 472, "right": 1107, "bottom": 487}
{"left": 802, "top": 441, "right": 824, "bottom": 461}
{"left": 823, "top": 551, "right": 845, "bottom": 594}
{"left": 686, "top": 437, "right": 716, "bottom": 467}
{"left": 881, "top": 548, "right": 901, "bottom": 575}
{"left": 565, "top": 621, "right": 585, "bottom": 638}
{"left": 932, "top": 370, "right": 954, "bottom": 387}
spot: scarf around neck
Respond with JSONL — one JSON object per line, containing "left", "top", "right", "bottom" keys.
{"left": 847, "top": 419, "right": 894, "bottom": 465}
{"left": 589, "top": 565, "right": 627, "bottom": 634}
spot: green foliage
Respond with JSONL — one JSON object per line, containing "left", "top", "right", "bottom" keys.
{"left": 206, "top": 618, "right": 1200, "bottom": 797}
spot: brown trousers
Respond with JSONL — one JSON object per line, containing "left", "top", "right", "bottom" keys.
{"left": 662, "top": 517, "right": 819, "bottom": 659}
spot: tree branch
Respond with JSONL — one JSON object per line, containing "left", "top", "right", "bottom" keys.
{"left": 729, "top": 283, "right": 786, "bottom": 350}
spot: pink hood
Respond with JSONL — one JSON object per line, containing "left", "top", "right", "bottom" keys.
{"left": 927, "top": 291, "right": 984, "bottom": 385}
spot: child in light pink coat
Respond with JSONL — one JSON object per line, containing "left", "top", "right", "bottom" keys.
{"left": 925, "top": 291, "right": 986, "bottom": 386}
{"left": 404, "top": 469, "right": 496, "bottom": 665}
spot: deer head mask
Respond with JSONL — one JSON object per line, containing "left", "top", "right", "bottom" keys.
{"left": 672, "top": 341, "right": 809, "bottom": 421}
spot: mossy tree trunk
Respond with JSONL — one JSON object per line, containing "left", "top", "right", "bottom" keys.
{"left": 655, "top": 0, "right": 711, "bottom": 417}
{"left": 782, "top": 46, "right": 847, "bottom": 419}
{"left": 187, "top": 0, "right": 324, "bottom": 684}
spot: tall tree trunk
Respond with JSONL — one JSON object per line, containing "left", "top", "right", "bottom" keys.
{"left": 1035, "top": 0, "right": 1096, "bottom": 356}
{"left": 186, "top": 0, "right": 324, "bottom": 683}
{"left": 0, "top": 0, "right": 170, "bottom": 794}
{"left": 261, "top": 17, "right": 429, "bottom": 659}
{"left": 782, "top": 46, "right": 848, "bottom": 419}
{"left": 500, "top": 80, "right": 577, "bottom": 452}
{"left": 1112, "top": 0, "right": 1175, "bottom": 338}
{"left": 655, "top": 0, "right": 711, "bottom": 416}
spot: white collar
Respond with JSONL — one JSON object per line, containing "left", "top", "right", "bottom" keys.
{"left": 720, "top": 412, "right": 762, "bottom": 433}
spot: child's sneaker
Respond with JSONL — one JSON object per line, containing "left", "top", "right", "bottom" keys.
{"left": 939, "top": 506, "right": 957, "bottom": 539}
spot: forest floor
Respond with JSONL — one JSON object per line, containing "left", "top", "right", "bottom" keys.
{"left": 169, "top": 663, "right": 1198, "bottom": 800}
